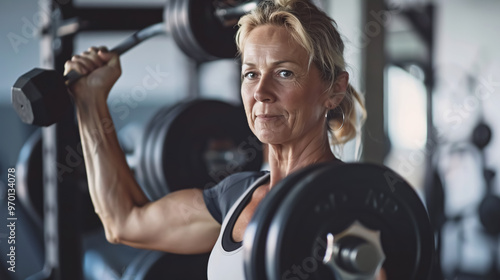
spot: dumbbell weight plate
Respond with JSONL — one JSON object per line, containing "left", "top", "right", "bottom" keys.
{"left": 244, "top": 161, "right": 344, "bottom": 280}
{"left": 16, "top": 129, "right": 44, "bottom": 228}
{"left": 138, "top": 99, "right": 262, "bottom": 201}
{"left": 479, "top": 194, "right": 500, "bottom": 235}
{"left": 165, "top": 0, "right": 241, "bottom": 61}
{"left": 162, "top": 100, "right": 262, "bottom": 192}
{"left": 244, "top": 163, "right": 434, "bottom": 280}
{"left": 265, "top": 163, "right": 434, "bottom": 280}
{"left": 166, "top": 0, "right": 194, "bottom": 60}
{"left": 186, "top": 0, "right": 240, "bottom": 59}
{"left": 15, "top": 129, "right": 101, "bottom": 232}
{"left": 139, "top": 105, "right": 180, "bottom": 200}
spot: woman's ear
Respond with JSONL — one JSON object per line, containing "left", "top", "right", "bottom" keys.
{"left": 324, "top": 91, "right": 345, "bottom": 109}
{"left": 325, "top": 71, "right": 348, "bottom": 109}
{"left": 334, "top": 71, "right": 349, "bottom": 94}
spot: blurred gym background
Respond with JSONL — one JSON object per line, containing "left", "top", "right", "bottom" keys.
{"left": 0, "top": 0, "right": 499, "bottom": 279}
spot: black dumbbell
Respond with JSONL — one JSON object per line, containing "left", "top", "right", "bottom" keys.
{"left": 11, "top": 0, "right": 260, "bottom": 127}
{"left": 11, "top": 23, "right": 165, "bottom": 127}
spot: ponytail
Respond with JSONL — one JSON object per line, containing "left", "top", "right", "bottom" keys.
{"left": 328, "top": 83, "right": 366, "bottom": 146}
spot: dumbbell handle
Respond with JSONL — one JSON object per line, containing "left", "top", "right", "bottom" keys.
{"left": 64, "top": 22, "right": 166, "bottom": 85}
{"left": 215, "top": 1, "right": 258, "bottom": 23}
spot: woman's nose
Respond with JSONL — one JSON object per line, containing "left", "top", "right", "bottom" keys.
{"left": 254, "top": 76, "right": 276, "bottom": 103}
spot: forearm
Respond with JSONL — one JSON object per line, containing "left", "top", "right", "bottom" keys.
{"left": 75, "top": 95, "right": 149, "bottom": 238}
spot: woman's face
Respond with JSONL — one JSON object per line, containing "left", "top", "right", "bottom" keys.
{"left": 241, "top": 25, "right": 331, "bottom": 145}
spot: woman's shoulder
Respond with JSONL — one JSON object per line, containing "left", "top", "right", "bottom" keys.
{"left": 203, "top": 170, "right": 269, "bottom": 224}
{"left": 221, "top": 170, "right": 269, "bottom": 188}
{"left": 210, "top": 170, "right": 269, "bottom": 198}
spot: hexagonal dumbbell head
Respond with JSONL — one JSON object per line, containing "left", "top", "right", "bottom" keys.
{"left": 11, "top": 68, "right": 71, "bottom": 126}
{"left": 323, "top": 221, "right": 386, "bottom": 280}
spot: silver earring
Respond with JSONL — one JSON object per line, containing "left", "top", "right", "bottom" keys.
{"left": 326, "top": 107, "right": 345, "bottom": 131}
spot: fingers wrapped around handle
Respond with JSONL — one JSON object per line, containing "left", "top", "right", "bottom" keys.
{"left": 63, "top": 46, "right": 122, "bottom": 102}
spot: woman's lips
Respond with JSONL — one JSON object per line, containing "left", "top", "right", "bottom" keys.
{"left": 256, "top": 114, "right": 281, "bottom": 121}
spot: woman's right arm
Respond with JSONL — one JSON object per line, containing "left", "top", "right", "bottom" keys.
{"left": 65, "top": 47, "right": 220, "bottom": 254}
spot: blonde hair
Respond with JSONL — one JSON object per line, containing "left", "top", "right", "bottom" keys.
{"left": 236, "top": 0, "right": 366, "bottom": 147}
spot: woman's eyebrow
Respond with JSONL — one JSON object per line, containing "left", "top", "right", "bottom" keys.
{"left": 273, "top": 60, "right": 299, "bottom": 66}
{"left": 242, "top": 60, "right": 300, "bottom": 67}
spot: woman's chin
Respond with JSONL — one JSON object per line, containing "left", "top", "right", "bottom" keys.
{"left": 254, "top": 126, "right": 290, "bottom": 145}
{"left": 256, "top": 135, "right": 286, "bottom": 146}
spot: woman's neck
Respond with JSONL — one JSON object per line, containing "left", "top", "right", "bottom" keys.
{"left": 265, "top": 135, "right": 337, "bottom": 190}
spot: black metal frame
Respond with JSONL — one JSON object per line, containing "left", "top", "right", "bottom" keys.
{"left": 362, "top": 0, "right": 388, "bottom": 164}
{"left": 392, "top": 4, "right": 439, "bottom": 279}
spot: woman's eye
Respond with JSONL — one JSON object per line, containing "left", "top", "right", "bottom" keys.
{"left": 278, "top": 70, "right": 293, "bottom": 78}
{"left": 244, "top": 72, "right": 256, "bottom": 79}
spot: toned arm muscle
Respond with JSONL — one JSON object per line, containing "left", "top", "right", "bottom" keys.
{"left": 68, "top": 48, "right": 220, "bottom": 254}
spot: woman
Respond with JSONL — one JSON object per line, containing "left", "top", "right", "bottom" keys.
{"left": 65, "top": 0, "right": 372, "bottom": 279}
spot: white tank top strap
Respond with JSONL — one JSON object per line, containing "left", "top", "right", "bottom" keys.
{"left": 207, "top": 173, "right": 270, "bottom": 280}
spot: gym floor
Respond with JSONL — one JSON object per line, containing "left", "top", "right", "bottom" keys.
{"left": 1, "top": 0, "right": 500, "bottom": 279}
